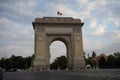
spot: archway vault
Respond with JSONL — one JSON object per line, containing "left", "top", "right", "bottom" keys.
{"left": 32, "top": 17, "right": 85, "bottom": 71}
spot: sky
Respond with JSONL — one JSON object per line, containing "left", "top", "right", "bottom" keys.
{"left": 0, "top": 0, "right": 120, "bottom": 61}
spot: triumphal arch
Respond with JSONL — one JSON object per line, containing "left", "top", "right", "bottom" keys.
{"left": 32, "top": 17, "right": 85, "bottom": 70}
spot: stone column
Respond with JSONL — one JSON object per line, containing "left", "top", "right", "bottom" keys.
{"left": 73, "top": 27, "right": 85, "bottom": 70}
{"left": 32, "top": 26, "right": 48, "bottom": 70}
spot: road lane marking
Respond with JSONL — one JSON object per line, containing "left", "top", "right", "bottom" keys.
{"left": 109, "top": 75, "right": 120, "bottom": 78}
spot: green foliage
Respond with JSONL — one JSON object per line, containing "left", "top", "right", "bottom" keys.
{"left": 107, "top": 53, "right": 120, "bottom": 68}
{"left": 92, "top": 51, "right": 96, "bottom": 58}
{"left": 114, "top": 52, "right": 120, "bottom": 58}
{"left": 98, "top": 57, "right": 107, "bottom": 69}
{"left": 0, "top": 55, "right": 33, "bottom": 70}
{"left": 115, "top": 57, "right": 120, "bottom": 68}
{"left": 85, "top": 57, "right": 93, "bottom": 67}
{"left": 107, "top": 55, "right": 115, "bottom": 68}
{"left": 85, "top": 52, "right": 120, "bottom": 69}
{"left": 0, "top": 58, "right": 5, "bottom": 69}
{"left": 50, "top": 56, "right": 67, "bottom": 70}
{"left": 114, "top": 52, "right": 120, "bottom": 68}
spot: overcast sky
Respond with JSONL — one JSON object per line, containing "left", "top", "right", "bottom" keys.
{"left": 0, "top": 0, "right": 120, "bottom": 61}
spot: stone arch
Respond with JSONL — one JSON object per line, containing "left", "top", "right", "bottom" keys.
{"left": 46, "top": 34, "right": 73, "bottom": 69}
{"left": 32, "top": 17, "right": 85, "bottom": 71}
{"left": 48, "top": 36, "right": 68, "bottom": 49}
{"left": 47, "top": 36, "right": 72, "bottom": 68}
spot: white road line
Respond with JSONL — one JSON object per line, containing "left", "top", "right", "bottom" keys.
{"left": 109, "top": 75, "right": 120, "bottom": 78}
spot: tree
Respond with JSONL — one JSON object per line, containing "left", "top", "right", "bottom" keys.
{"left": 98, "top": 57, "right": 107, "bottom": 69}
{"left": 85, "top": 57, "right": 93, "bottom": 68}
{"left": 115, "top": 57, "right": 120, "bottom": 68}
{"left": 87, "top": 53, "right": 90, "bottom": 58}
{"left": 83, "top": 52, "right": 86, "bottom": 59}
{"left": 107, "top": 55, "right": 115, "bottom": 68}
{"left": 92, "top": 51, "right": 96, "bottom": 58}
{"left": 50, "top": 56, "right": 67, "bottom": 70}
{"left": 50, "top": 60, "right": 59, "bottom": 70}
{"left": 114, "top": 52, "right": 120, "bottom": 58}
{"left": 0, "top": 55, "right": 33, "bottom": 70}
{"left": 114, "top": 52, "right": 120, "bottom": 68}
{"left": 23, "top": 56, "right": 32, "bottom": 69}
{"left": 0, "top": 58, "right": 5, "bottom": 69}
{"left": 91, "top": 51, "right": 97, "bottom": 68}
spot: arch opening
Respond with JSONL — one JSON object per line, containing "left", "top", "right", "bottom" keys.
{"left": 50, "top": 40, "right": 67, "bottom": 70}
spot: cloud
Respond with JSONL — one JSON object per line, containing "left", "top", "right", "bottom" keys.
{"left": 106, "top": 0, "right": 120, "bottom": 18}
{"left": 107, "top": 15, "right": 120, "bottom": 27}
{"left": 0, "top": 16, "right": 34, "bottom": 58}
{"left": 89, "top": 18, "right": 97, "bottom": 28}
{"left": 0, "top": 0, "right": 44, "bottom": 24}
{"left": 46, "top": 1, "right": 91, "bottom": 20}
{"left": 88, "top": 22, "right": 107, "bottom": 36}
{"left": 96, "top": 42, "right": 120, "bottom": 55}
{"left": 112, "top": 30, "right": 120, "bottom": 41}
{"left": 83, "top": 37, "right": 105, "bottom": 51}
{"left": 92, "top": 26, "right": 105, "bottom": 36}
{"left": 0, "top": 0, "right": 120, "bottom": 59}
{"left": 0, "top": 17, "right": 33, "bottom": 40}
{"left": 0, "top": 42, "right": 33, "bottom": 58}
{"left": 0, "top": 0, "right": 36, "bottom": 16}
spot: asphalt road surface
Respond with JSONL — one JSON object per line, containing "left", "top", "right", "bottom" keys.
{"left": 2, "top": 69, "right": 120, "bottom": 80}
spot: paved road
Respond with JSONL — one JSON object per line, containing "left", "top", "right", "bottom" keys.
{"left": 3, "top": 69, "right": 120, "bottom": 80}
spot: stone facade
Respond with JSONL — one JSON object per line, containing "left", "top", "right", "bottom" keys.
{"left": 32, "top": 17, "right": 85, "bottom": 71}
